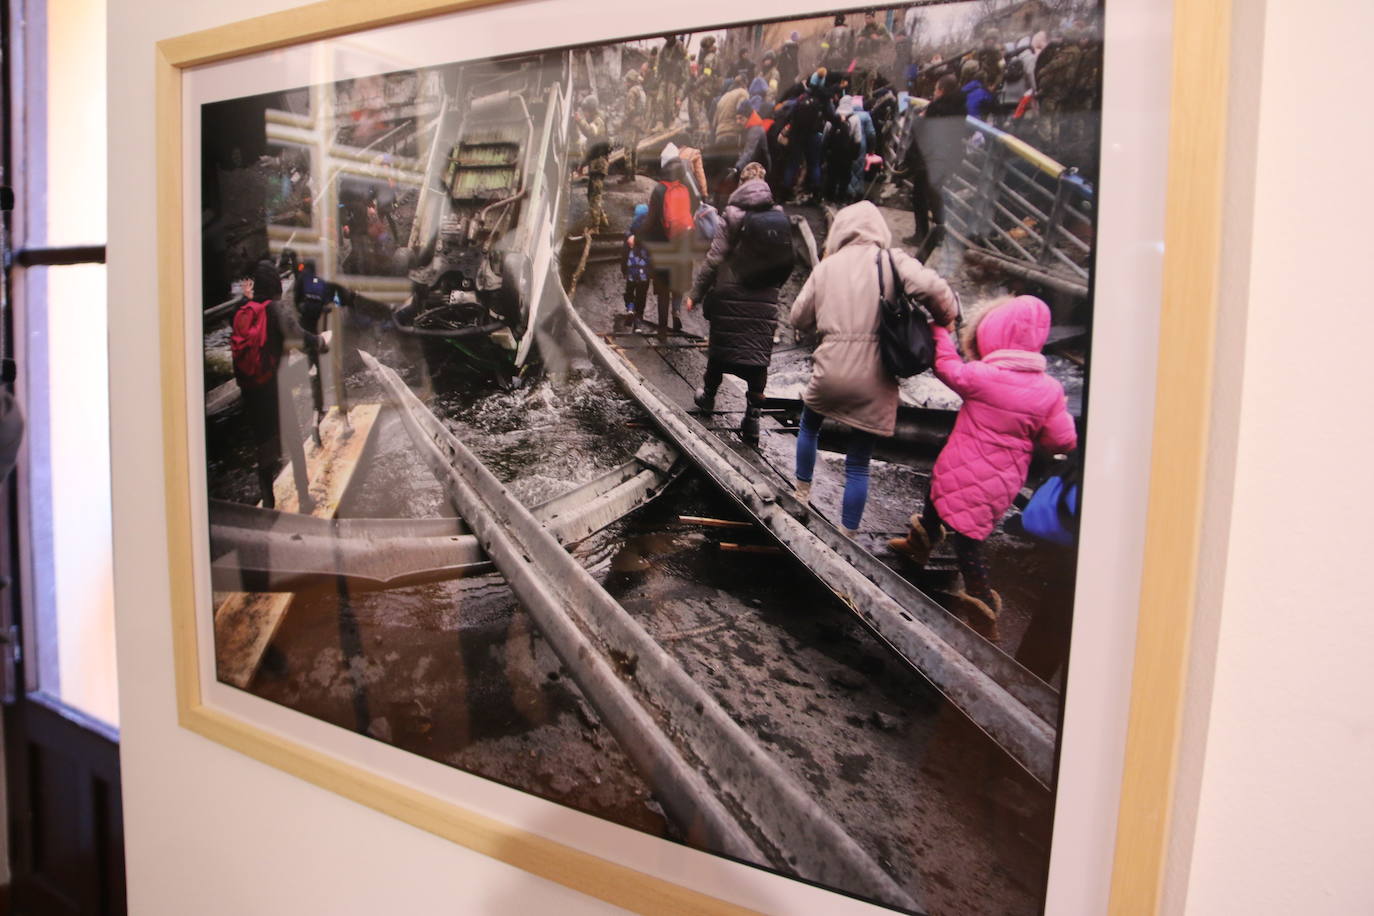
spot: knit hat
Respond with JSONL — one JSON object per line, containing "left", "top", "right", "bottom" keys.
{"left": 736, "top": 98, "right": 753, "bottom": 117}
{"left": 740, "top": 161, "right": 767, "bottom": 182}
{"left": 660, "top": 142, "right": 681, "bottom": 169}
{"left": 960, "top": 59, "right": 981, "bottom": 83}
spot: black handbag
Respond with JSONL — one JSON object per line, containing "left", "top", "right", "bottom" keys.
{"left": 875, "top": 249, "right": 935, "bottom": 378}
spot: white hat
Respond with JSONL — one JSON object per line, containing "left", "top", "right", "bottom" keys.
{"left": 660, "top": 142, "right": 681, "bottom": 169}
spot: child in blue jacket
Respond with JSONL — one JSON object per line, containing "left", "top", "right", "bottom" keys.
{"left": 624, "top": 203, "right": 651, "bottom": 331}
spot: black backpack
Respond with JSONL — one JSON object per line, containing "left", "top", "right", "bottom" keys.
{"left": 727, "top": 209, "right": 795, "bottom": 288}
{"left": 875, "top": 249, "right": 935, "bottom": 378}
{"left": 789, "top": 91, "right": 823, "bottom": 134}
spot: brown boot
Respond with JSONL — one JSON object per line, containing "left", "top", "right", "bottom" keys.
{"left": 888, "top": 514, "right": 941, "bottom": 566}
{"left": 950, "top": 589, "right": 1002, "bottom": 641}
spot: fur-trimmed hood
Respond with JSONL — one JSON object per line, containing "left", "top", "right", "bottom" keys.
{"left": 959, "top": 294, "right": 1050, "bottom": 360}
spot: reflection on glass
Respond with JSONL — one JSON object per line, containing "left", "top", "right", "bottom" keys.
{"left": 200, "top": 3, "right": 1104, "bottom": 912}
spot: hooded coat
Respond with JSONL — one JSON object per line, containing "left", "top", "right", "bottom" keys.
{"left": 733, "top": 110, "right": 772, "bottom": 174}
{"left": 712, "top": 86, "right": 750, "bottom": 145}
{"left": 789, "top": 202, "right": 957, "bottom": 437}
{"left": 690, "top": 179, "right": 787, "bottom": 367}
{"left": 962, "top": 79, "right": 995, "bottom": 120}
{"left": 929, "top": 295, "right": 1077, "bottom": 539}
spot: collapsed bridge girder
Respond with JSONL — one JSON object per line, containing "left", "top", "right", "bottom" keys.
{"left": 209, "top": 440, "right": 680, "bottom": 592}
{"left": 360, "top": 348, "right": 920, "bottom": 912}
{"left": 553, "top": 269, "right": 1060, "bottom": 787}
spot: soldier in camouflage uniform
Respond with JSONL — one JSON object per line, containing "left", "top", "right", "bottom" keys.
{"left": 575, "top": 96, "right": 611, "bottom": 232}
{"left": 854, "top": 11, "right": 892, "bottom": 98}
{"left": 644, "top": 47, "right": 660, "bottom": 112}
{"left": 1063, "top": 28, "right": 1103, "bottom": 170}
{"left": 689, "top": 36, "right": 720, "bottom": 141}
{"left": 621, "top": 69, "right": 649, "bottom": 183}
{"left": 976, "top": 30, "right": 1005, "bottom": 94}
{"left": 1033, "top": 33, "right": 1082, "bottom": 150}
{"left": 820, "top": 13, "right": 854, "bottom": 74}
{"left": 655, "top": 35, "right": 690, "bottom": 129}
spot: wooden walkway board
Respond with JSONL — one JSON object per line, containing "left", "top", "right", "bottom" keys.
{"left": 213, "top": 403, "right": 381, "bottom": 689}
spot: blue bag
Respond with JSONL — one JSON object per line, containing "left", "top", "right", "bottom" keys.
{"left": 1021, "top": 456, "right": 1082, "bottom": 546}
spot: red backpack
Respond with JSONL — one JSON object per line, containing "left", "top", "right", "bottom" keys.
{"left": 662, "top": 181, "right": 693, "bottom": 239}
{"left": 231, "top": 300, "right": 278, "bottom": 387}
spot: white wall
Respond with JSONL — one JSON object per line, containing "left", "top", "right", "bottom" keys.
{"left": 108, "top": 0, "right": 1374, "bottom": 913}
{"left": 1172, "top": 0, "right": 1374, "bottom": 913}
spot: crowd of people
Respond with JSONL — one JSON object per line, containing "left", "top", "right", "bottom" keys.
{"left": 576, "top": 12, "right": 1102, "bottom": 272}
{"left": 572, "top": 11, "right": 1091, "bottom": 638}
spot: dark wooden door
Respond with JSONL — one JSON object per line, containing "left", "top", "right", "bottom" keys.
{"left": 4, "top": 690, "right": 125, "bottom": 916}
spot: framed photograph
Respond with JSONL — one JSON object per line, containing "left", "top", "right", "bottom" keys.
{"left": 158, "top": 0, "right": 1227, "bottom": 912}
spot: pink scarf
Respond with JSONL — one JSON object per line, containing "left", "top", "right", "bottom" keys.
{"left": 982, "top": 349, "right": 1047, "bottom": 372}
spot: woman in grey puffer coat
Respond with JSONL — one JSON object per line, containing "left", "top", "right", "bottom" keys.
{"left": 685, "top": 164, "right": 794, "bottom": 443}
{"left": 790, "top": 201, "right": 958, "bottom": 535}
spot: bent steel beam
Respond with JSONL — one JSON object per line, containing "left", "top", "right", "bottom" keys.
{"left": 361, "top": 349, "right": 919, "bottom": 912}
{"left": 556, "top": 275, "right": 1059, "bottom": 786}
{"left": 209, "top": 441, "right": 682, "bottom": 592}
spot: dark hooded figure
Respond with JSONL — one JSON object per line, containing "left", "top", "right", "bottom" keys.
{"left": 684, "top": 169, "right": 794, "bottom": 443}
{"left": 777, "top": 31, "right": 802, "bottom": 90}
{"left": 779, "top": 70, "right": 838, "bottom": 202}
{"left": 733, "top": 48, "right": 756, "bottom": 85}
{"left": 903, "top": 74, "right": 968, "bottom": 260}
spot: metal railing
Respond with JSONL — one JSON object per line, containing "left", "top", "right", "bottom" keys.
{"left": 943, "top": 117, "right": 1094, "bottom": 297}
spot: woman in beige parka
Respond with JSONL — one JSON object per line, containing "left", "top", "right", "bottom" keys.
{"left": 789, "top": 201, "right": 958, "bottom": 534}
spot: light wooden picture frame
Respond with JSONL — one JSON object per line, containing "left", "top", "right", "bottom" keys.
{"left": 155, "top": 0, "right": 1231, "bottom": 912}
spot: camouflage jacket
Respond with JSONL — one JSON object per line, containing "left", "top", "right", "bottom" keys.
{"left": 576, "top": 113, "right": 610, "bottom": 169}
{"left": 1035, "top": 42, "right": 1082, "bottom": 105}
{"left": 693, "top": 50, "right": 719, "bottom": 96}
{"left": 658, "top": 42, "right": 689, "bottom": 85}
{"left": 856, "top": 23, "right": 891, "bottom": 60}
{"left": 623, "top": 85, "right": 649, "bottom": 131}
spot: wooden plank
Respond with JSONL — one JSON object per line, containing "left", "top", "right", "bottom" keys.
{"left": 213, "top": 403, "right": 380, "bottom": 688}
{"left": 716, "top": 543, "right": 782, "bottom": 556}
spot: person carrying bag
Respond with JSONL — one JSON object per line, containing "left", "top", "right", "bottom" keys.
{"left": 875, "top": 247, "right": 941, "bottom": 379}
{"left": 788, "top": 202, "right": 957, "bottom": 535}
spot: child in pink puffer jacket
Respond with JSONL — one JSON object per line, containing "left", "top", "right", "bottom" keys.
{"left": 890, "top": 295, "right": 1077, "bottom": 635}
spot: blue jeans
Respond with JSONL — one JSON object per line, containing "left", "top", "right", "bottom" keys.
{"left": 782, "top": 131, "right": 824, "bottom": 194}
{"left": 794, "top": 406, "right": 877, "bottom": 530}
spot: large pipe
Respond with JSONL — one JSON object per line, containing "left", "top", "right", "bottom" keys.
{"left": 960, "top": 244, "right": 1090, "bottom": 298}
